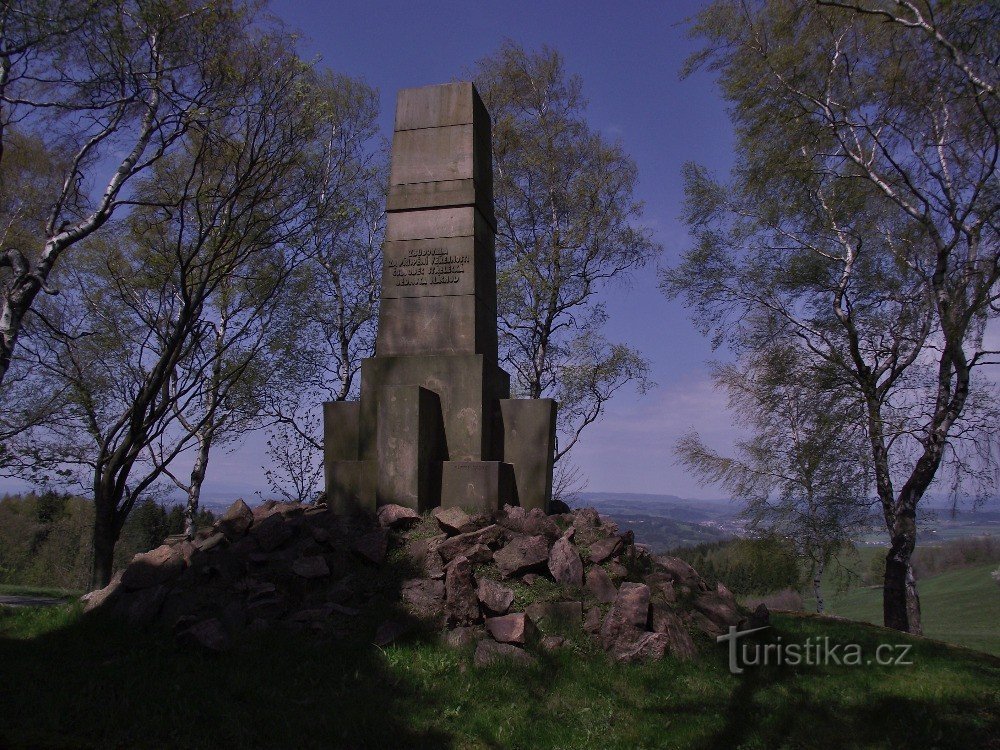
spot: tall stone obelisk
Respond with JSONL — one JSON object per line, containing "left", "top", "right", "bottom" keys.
{"left": 324, "top": 82, "right": 556, "bottom": 515}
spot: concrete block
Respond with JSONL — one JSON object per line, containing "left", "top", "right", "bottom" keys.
{"left": 324, "top": 401, "right": 360, "bottom": 461}
{"left": 393, "top": 81, "right": 489, "bottom": 132}
{"left": 376, "top": 386, "right": 445, "bottom": 511}
{"left": 497, "top": 399, "right": 557, "bottom": 512}
{"left": 441, "top": 461, "right": 514, "bottom": 514}
{"left": 375, "top": 295, "right": 497, "bottom": 358}
{"left": 359, "top": 355, "right": 510, "bottom": 464}
{"left": 326, "top": 460, "right": 375, "bottom": 516}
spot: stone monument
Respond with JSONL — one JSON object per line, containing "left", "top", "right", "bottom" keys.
{"left": 323, "top": 82, "right": 556, "bottom": 516}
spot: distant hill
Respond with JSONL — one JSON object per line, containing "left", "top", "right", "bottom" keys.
{"left": 570, "top": 492, "right": 740, "bottom": 552}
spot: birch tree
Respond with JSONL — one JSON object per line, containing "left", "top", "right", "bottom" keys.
{"left": 472, "top": 42, "right": 659, "bottom": 478}
{"left": 676, "top": 343, "right": 874, "bottom": 613}
{"left": 664, "top": 0, "right": 999, "bottom": 633}
{"left": 0, "top": 0, "right": 247, "bottom": 389}
{"left": 26, "top": 28, "right": 324, "bottom": 587}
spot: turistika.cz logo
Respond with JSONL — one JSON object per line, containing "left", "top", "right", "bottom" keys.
{"left": 716, "top": 626, "right": 914, "bottom": 675}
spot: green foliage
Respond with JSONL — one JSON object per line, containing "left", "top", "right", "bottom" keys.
{"left": 0, "top": 607, "right": 996, "bottom": 749}
{"left": 672, "top": 535, "right": 804, "bottom": 596}
{"left": 0, "top": 493, "right": 214, "bottom": 591}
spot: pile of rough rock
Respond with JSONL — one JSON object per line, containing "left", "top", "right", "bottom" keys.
{"left": 83, "top": 499, "right": 760, "bottom": 663}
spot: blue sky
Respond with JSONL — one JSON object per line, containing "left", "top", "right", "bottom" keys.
{"left": 257, "top": 0, "right": 742, "bottom": 498}
{"left": 1, "top": 1, "right": 744, "bottom": 501}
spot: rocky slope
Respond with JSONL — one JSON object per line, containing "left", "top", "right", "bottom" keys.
{"left": 84, "top": 499, "right": 764, "bottom": 664}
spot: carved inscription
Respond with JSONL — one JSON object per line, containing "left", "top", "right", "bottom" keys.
{"left": 386, "top": 246, "right": 470, "bottom": 287}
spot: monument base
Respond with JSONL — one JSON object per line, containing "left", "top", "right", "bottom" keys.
{"left": 441, "top": 461, "right": 514, "bottom": 514}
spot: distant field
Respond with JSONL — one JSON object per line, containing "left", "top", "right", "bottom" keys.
{"left": 810, "top": 563, "right": 1000, "bottom": 656}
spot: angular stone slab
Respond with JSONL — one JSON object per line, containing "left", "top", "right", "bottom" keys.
{"left": 359, "top": 354, "right": 510, "bottom": 463}
{"left": 441, "top": 461, "right": 514, "bottom": 514}
{"left": 497, "top": 399, "right": 557, "bottom": 512}
{"left": 376, "top": 385, "right": 445, "bottom": 511}
{"left": 326, "top": 460, "right": 375, "bottom": 516}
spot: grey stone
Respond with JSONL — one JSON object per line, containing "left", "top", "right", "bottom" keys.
{"left": 437, "top": 523, "right": 504, "bottom": 563}
{"left": 351, "top": 529, "right": 388, "bottom": 564}
{"left": 493, "top": 534, "right": 550, "bottom": 578}
{"left": 496, "top": 399, "right": 556, "bottom": 512}
{"left": 650, "top": 605, "right": 697, "bottom": 661}
{"left": 176, "top": 618, "right": 230, "bottom": 652}
{"left": 433, "top": 505, "right": 477, "bottom": 535}
{"left": 444, "top": 555, "right": 479, "bottom": 627}
{"left": 586, "top": 566, "right": 618, "bottom": 604}
{"left": 251, "top": 515, "right": 294, "bottom": 552}
{"left": 600, "top": 583, "right": 650, "bottom": 650}
{"left": 476, "top": 578, "right": 514, "bottom": 615}
{"left": 196, "top": 532, "right": 226, "bottom": 552}
{"left": 374, "top": 620, "right": 410, "bottom": 647}
{"left": 611, "top": 632, "right": 670, "bottom": 663}
{"left": 474, "top": 640, "right": 535, "bottom": 668}
{"left": 540, "top": 635, "right": 566, "bottom": 651}
{"left": 216, "top": 499, "right": 253, "bottom": 540}
{"left": 548, "top": 533, "right": 584, "bottom": 587}
{"left": 122, "top": 545, "right": 185, "bottom": 590}
{"left": 485, "top": 612, "right": 533, "bottom": 644}
{"left": 588, "top": 535, "right": 624, "bottom": 564}
{"left": 377, "top": 503, "right": 421, "bottom": 529}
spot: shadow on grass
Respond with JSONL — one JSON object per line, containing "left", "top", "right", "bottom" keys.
{"left": 690, "top": 614, "right": 1000, "bottom": 750}
{"left": 0, "top": 529, "right": 457, "bottom": 750}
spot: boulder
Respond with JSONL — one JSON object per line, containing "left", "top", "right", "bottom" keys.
{"left": 176, "top": 618, "right": 230, "bottom": 652}
{"left": 463, "top": 543, "right": 493, "bottom": 565}
{"left": 401, "top": 578, "right": 445, "bottom": 620}
{"left": 586, "top": 567, "right": 618, "bottom": 604}
{"left": 433, "top": 506, "right": 479, "bottom": 535}
{"left": 740, "top": 603, "right": 770, "bottom": 631}
{"left": 694, "top": 591, "right": 740, "bottom": 629}
{"left": 121, "top": 584, "right": 168, "bottom": 626}
{"left": 291, "top": 555, "right": 330, "bottom": 579}
{"left": 444, "top": 626, "right": 482, "bottom": 649}
{"left": 650, "top": 604, "right": 697, "bottom": 661}
{"left": 485, "top": 612, "right": 533, "bottom": 644}
{"left": 438, "top": 524, "right": 504, "bottom": 562}
{"left": 477, "top": 578, "right": 514, "bottom": 615}
{"left": 588, "top": 535, "right": 624, "bottom": 564}
{"left": 600, "top": 582, "right": 650, "bottom": 649}
{"left": 405, "top": 534, "right": 446, "bottom": 578}
{"left": 498, "top": 507, "right": 561, "bottom": 540}
{"left": 611, "top": 632, "right": 669, "bottom": 663}
{"left": 540, "top": 635, "right": 566, "bottom": 651}
{"left": 82, "top": 570, "right": 124, "bottom": 613}
{"left": 377, "top": 504, "right": 421, "bottom": 530}
{"left": 351, "top": 529, "right": 388, "bottom": 564}
{"left": 493, "top": 535, "right": 550, "bottom": 578}
{"left": 251, "top": 514, "right": 294, "bottom": 552}
{"left": 644, "top": 572, "right": 677, "bottom": 604}
{"left": 525, "top": 601, "right": 582, "bottom": 633}
{"left": 196, "top": 532, "right": 226, "bottom": 553}
{"left": 444, "top": 555, "right": 480, "bottom": 627}
{"left": 548, "top": 533, "right": 584, "bottom": 587}
{"left": 122, "top": 544, "right": 186, "bottom": 590}
{"left": 654, "top": 556, "right": 703, "bottom": 588}
{"left": 216, "top": 499, "right": 253, "bottom": 540}
{"left": 474, "top": 640, "right": 535, "bottom": 668}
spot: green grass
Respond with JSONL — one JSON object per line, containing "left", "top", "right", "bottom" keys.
{"left": 812, "top": 563, "right": 1000, "bottom": 656}
{"left": 0, "top": 584, "right": 80, "bottom": 599}
{"left": 1, "top": 604, "right": 997, "bottom": 749}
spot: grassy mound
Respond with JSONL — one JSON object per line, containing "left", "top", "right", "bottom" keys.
{"left": 1, "top": 603, "right": 997, "bottom": 749}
